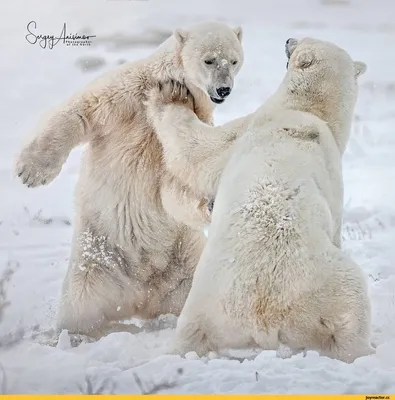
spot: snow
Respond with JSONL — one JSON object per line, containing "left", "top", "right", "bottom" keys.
{"left": 1, "top": 0, "right": 395, "bottom": 394}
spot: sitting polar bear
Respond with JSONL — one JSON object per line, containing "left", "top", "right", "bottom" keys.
{"left": 14, "top": 21, "right": 244, "bottom": 338}
{"left": 147, "top": 37, "right": 374, "bottom": 362}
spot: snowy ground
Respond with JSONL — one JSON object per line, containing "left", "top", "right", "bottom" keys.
{"left": 1, "top": 0, "right": 395, "bottom": 394}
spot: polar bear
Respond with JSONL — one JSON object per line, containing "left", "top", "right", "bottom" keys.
{"left": 146, "top": 37, "right": 373, "bottom": 362}
{"left": 14, "top": 21, "right": 244, "bottom": 338}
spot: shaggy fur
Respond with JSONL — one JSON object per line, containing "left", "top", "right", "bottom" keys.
{"left": 14, "top": 21, "right": 244, "bottom": 337}
{"left": 147, "top": 38, "right": 373, "bottom": 362}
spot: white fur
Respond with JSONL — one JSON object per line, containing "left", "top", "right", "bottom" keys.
{"left": 147, "top": 38, "right": 373, "bottom": 362}
{"left": 14, "top": 21, "right": 243, "bottom": 338}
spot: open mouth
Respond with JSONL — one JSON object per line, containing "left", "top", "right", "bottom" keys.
{"left": 210, "top": 96, "right": 225, "bottom": 104}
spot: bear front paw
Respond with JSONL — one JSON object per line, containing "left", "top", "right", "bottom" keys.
{"left": 15, "top": 145, "right": 64, "bottom": 188}
{"left": 160, "top": 80, "right": 194, "bottom": 108}
{"left": 147, "top": 80, "right": 195, "bottom": 113}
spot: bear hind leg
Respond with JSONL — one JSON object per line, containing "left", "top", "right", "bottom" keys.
{"left": 57, "top": 230, "right": 142, "bottom": 339}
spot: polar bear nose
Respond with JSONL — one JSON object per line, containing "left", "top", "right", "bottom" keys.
{"left": 216, "top": 87, "right": 231, "bottom": 98}
{"left": 285, "top": 38, "right": 298, "bottom": 59}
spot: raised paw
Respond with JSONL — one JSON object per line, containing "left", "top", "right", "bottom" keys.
{"left": 146, "top": 80, "right": 194, "bottom": 115}
{"left": 162, "top": 80, "right": 194, "bottom": 108}
{"left": 15, "top": 143, "right": 64, "bottom": 188}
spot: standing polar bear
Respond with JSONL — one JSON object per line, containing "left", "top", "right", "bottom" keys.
{"left": 14, "top": 22, "right": 244, "bottom": 337}
{"left": 147, "top": 38, "right": 374, "bottom": 362}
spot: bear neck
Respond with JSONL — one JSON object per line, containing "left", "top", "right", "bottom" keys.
{"left": 267, "top": 77, "right": 355, "bottom": 154}
{"left": 149, "top": 40, "right": 185, "bottom": 83}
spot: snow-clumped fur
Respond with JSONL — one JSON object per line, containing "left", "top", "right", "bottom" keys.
{"left": 13, "top": 21, "right": 244, "bottom": 338}
{"left": 146, "top": 37, "right": 373, "bottom": 363}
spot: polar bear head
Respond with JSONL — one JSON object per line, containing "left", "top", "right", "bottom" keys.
{"left": 174, "top": 22, "right": 244, "bottom": 104}
{"left": 283, "top": 37, "right": 367, "bottom": 152}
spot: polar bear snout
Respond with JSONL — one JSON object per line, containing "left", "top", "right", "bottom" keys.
{"left": 207, "top": 199, "right": 215, "bottom": 213}
{"left": 208, "top": 80, "right": 234, "bottom": 104}
{"left": 285, "top": 38, "right": 299, "bottom": 60}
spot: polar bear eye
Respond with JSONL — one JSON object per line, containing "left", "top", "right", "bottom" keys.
{"left": 231, "top": 60, "right": 238, "bottom": 65}
{"left": 299, "top": 60, "right": 313, "bottom": 69}
{"left": 205, "top": 59, "right": 215, "bottom": 65}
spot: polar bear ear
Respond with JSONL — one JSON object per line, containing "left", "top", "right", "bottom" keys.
{"left": 233, "top": 26, "right": 243, "bottom": 43}
{"left": 174, "top": 29, "right": 189, "bottom": 45}
{"left": 354, "top": 61, "right": 367, "bottom": 78}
